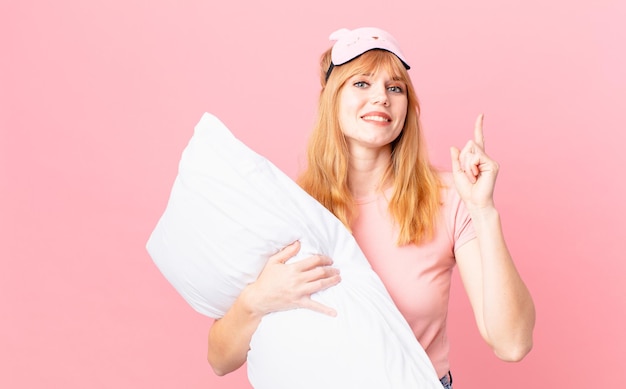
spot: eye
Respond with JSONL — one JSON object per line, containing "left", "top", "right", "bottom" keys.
{"left": 388, "top": 85, "right": 404, "bottom": 93}
{"left": 353, "top": 81, "right": 369, "bottom": 88}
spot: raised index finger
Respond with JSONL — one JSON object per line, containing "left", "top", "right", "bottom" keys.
{"left": 474, "top": 114, "right": 485, "bottom": 150}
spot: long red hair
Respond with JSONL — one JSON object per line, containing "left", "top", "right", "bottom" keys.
{"left": 298, "top": 48, "right": 441, "bottom": 245}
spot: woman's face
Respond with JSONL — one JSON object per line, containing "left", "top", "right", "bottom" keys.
{"left": 338, "top": 68, "right": 408, "bottom": 152}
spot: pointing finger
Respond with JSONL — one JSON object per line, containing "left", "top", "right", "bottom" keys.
{"left": 474, "top": 114, "right": 485, "bottom": 150}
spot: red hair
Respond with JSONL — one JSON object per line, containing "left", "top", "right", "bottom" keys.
{"left": 298, "top": 49, "right": 441, "bottom": 245}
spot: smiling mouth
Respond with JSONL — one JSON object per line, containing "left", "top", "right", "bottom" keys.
{"left": 361, "top": 115, "right": 391, "bottom": 122}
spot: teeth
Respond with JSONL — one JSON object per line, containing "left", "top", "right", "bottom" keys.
{"left": 362, "top": 116, "right": 390, "bottom": 122}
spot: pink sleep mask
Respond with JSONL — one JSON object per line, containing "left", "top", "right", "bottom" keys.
{"left": 326, "top": 27, "right": 410, "bottom": 80}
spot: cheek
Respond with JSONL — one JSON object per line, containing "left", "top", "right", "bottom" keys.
{"left": 338, "top": 111, "right": 356, "bottom": 136}
{"left": 338, "top": 99, "right": 358, "bottom": 131}
{"left": 395, "top": 101, "right": 408, "bottom": 125}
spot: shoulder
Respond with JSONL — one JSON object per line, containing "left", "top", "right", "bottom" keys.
{"left": 435, "top": 171, "right": 460, "bottom": 208}
{"left": 435, "top": 172, "right": 476, "bottom": 247}
{"left": 435, "top": 171, "right": 472, "bottom": 224}
{"left": 436, "top": 171, "right": 453, "bottom": 188}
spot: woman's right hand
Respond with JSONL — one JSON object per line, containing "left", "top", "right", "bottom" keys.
{"left": 245, "top": 240, "right": 341, "bottom": 317}
{"left": 208, "top": 241, "right": 340, "bottom": 376}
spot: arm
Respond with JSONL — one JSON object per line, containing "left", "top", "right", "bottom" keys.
{"left": 450, "top": 114, "right": 536, "bottom": 362}
{"left": 454, "top": 211, "right": 535, "bottom": 361}
{"left": 207, "top": 241, "right": 341, "bottom": 376}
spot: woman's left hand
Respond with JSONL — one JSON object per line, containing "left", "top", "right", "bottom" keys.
{"left": 450, "top": 114, "right": 500, "bottom": 210}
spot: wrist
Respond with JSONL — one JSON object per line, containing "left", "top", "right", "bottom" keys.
{"left": 461, "top": 194, "right": 495, "bottom": 214}
{"left": 468, "top": 204, "right": 500, "bottom": 223}
{"left": 238, "top": 284, "right": 268, "bottom": 319}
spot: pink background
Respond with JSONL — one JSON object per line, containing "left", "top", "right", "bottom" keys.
{"left": 2, "top": 0, "right": 625, "bottom": 387}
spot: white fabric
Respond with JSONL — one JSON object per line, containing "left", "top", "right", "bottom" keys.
{"left": 146, "top": 112, "right": 443, "bottom": 388}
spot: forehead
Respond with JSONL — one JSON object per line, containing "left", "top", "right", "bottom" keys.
{"left": 347, "top": 69, "right": 404, "bottom": 83}
{"left": 347, "top": 50, "right": 407, "bottom": 81}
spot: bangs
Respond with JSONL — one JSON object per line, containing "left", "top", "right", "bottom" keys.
{"left": 349, "top": 49, "right": 408, "bottom": 83}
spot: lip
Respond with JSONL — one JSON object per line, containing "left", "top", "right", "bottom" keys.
{"left": 360, "top": 111, "right": 392, "bottom": 123}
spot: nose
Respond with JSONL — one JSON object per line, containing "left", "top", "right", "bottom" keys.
{"left": 370, "top": 85, "right": 389, "bottom": 106}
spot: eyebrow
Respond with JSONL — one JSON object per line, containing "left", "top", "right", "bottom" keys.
{"left": 353, "top": 72, "right": 404, "bottom": 80}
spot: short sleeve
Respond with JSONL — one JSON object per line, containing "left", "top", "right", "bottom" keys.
{"left": 439, "top": 173, "right": 476, "bottom": 253}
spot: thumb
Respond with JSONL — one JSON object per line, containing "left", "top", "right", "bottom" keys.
{"left": 269, "top": 240, "right": 301, "bottom": 264}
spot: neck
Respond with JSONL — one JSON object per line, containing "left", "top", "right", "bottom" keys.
{"left": 347, "top": 145, "right": 393, "bottom": 199}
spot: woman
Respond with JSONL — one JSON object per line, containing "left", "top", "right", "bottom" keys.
{"left": 207, "top": 27, "right": 535, "bottom": 388}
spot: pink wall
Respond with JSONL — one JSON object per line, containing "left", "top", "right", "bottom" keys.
{"left": 2, "top": 0, "right": 624, "bottom": 387}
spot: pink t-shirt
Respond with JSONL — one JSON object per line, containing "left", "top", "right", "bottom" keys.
{"left": 351, "top": 173, "right": 476, "bottom": 378}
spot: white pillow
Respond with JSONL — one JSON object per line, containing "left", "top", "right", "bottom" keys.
{"left": 146, "top": 113, "right": 442, "bottom": 389}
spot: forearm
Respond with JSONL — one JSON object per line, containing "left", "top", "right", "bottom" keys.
{"left": 471, "top": 206, "right": 536, "bottom": 361}
{"left": 207, "top": 287, "right": 263, "bottom": 376}
{"left": 207, "top": 243, "right": 340, "bottom": 375}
